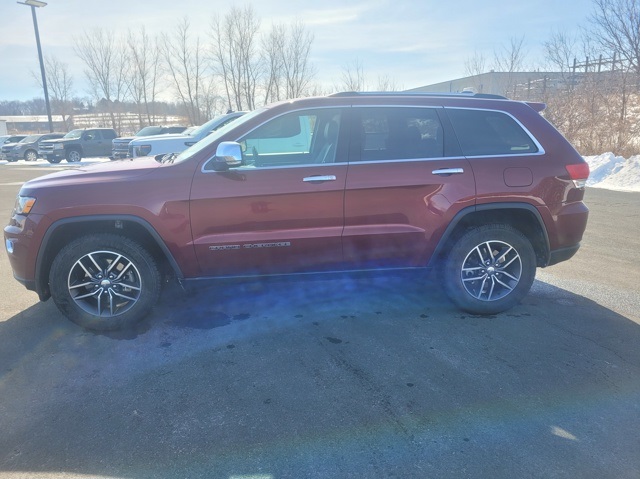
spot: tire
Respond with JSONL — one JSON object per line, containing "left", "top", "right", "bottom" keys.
{"left": 66, "top": 149, "right": 82, "bottom": 162}
{"left": 49, "top": 234, "right": 161, "bottom": 331}
{"left": 24, "top": 150, "right": 38, "bottom": 161}
{"left": 444, "top": 224, "right": 536, "bottom": 315}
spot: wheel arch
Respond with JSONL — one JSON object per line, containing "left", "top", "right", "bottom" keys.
{"left": 429, "top": 203, "right": 551, "bottom": 268}
{"left": 65, "top": 145, "right": 83, "bottom": 155}
{"left": 35, "top": 215, "right": 183, "bottom": 301}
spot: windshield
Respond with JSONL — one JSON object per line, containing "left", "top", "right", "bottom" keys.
{"left": 21, "top": 135, "right": 41, "bottom": 143}
{"left": 172, "top": 109, "right": 266, "bottom": 164}
{"left": 189, "top": 118, "right": 223, "bottom": 138}
{"left": 136, "top": 126, "right": 163, "bottom": 136}
{"left": 64, "top": 129, "right": 83, "bottom": 139}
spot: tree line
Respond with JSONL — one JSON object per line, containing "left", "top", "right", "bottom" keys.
{"left": 6, "top": 1, "right": 640, "bottom": 155}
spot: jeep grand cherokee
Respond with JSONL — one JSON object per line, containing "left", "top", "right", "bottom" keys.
{"left": 4, "top": 92, "right": 589, "bottom": 330}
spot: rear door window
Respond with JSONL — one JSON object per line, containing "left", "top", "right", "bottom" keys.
{"left": 446, "top": 108, "right": 539, "bottom": 156}
{"left": 353, "top": 107, "right": 445, "bottom": 162}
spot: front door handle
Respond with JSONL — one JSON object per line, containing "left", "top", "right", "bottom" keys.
{"left": 303, "top": 175, "right": 337, "bottom": 182}
{"left": 432, "top": 168, "right": 464, "bottom": 176}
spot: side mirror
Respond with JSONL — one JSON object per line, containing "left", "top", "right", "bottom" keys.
{"left": 211, "top": 141, "right": 242, "bottom": 171}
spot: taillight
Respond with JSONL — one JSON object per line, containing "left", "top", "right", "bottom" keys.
{"left": 566, "top": 163, "right": 590, "bottom": 189}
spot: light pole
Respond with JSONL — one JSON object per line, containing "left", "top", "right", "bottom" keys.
{"left": 18, "top": 0, "right": 53, "bottom": 133}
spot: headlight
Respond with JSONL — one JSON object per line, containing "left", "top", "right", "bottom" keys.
{"left": 14, "top": 196, "right": 36, "bottom": 215}
{"left": 54, "top": 144, "right": 64, "bottom": 149}
{"left": 135, "top": 145, "right": 152, "bottom": 156}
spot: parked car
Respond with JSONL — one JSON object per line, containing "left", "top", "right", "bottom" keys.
{"left": 6, "top": 133, "right": 65, "bottom": 162}
{"left": 0, "top": 135, "right": 27, "bottom": 160}
{"left": 4, "top": 92, "right": 590, "bottom": 331}
{"left": 39, "top": 128, "right": 117, "bottom": 163}
{"left": 128, "top": 112, "right": 245, "bottom": 158}
{"left": 111, "top": 125, "right": 187, "bottom": 160}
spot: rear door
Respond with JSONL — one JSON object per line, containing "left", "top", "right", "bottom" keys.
{"left": 343, "top": 106, "right": 476, "bottom": 268}
{"left": 189, "top": 107, "right": 348, "bottom": 276}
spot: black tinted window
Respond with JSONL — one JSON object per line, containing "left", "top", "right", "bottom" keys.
{"left": 102, "top": 130, "right": 117, "bottom": 140}
{"left": 356, "top": 107, "right": 444, "bottom": 161}
{"left": 446, "top": 108, "right": 538, "bottom": 156}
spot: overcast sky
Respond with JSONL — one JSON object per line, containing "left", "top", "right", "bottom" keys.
{"left": 0, "top": 0, "right": 595, "bottom": 102}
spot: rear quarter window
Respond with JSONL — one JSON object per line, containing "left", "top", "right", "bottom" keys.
{"left": 446, "top": 108, "right": 539, "bottom": 156}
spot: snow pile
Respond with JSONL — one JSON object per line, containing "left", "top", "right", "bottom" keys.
{"left": 584, "top": 153, "right": 640, "bottom": 192}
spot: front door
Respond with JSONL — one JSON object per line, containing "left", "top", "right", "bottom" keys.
{"left": 190, "top": 108, "right": 348, "bottom": 277}
{"left": 82, "top": 130, "right": 103, "bottom": 157}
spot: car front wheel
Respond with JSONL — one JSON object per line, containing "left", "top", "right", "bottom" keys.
{"left": 66, "top": 149, "right": 82, "bottom": 162}
{"left": 24, "top": 150, "right": 38, "bottom": 161}
{"left": 49, "top": 234, "right": 161, "bottom": 330}
{"left": 444, "top": 224, "right": 536, "bottom": 315}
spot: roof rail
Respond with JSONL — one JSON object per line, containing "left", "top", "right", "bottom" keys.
{"left": 328, "top": 91, "right": 508, "bottom": 100}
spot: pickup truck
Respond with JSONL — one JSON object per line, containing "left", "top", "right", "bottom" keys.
{"left": 111, "top": 125, "right": 187, "bottom": 160}
{"left": 39, "top": 128, "right": 117, "bottom": 163}
{"left": 128, "top": 112, "right": 244, "bottom": 158}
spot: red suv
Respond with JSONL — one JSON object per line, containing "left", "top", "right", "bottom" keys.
{"left": 4, "top": 92, "right": 589, "bottom": 330}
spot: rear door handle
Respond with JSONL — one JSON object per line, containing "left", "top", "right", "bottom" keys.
{"left": 432, "top": 168, "right": 464, "bottom": 176}
{"left": 303, "top": 175, "right": 337, "bottom": 182}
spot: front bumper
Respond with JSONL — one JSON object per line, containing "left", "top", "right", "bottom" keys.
{"left": 4, "top": 212, "right": 47, "bottom": 297}
{"left": 42, "top": 151, "right": 65, "bottom": 161}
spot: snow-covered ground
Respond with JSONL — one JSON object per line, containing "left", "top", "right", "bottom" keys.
{"left": 584, "top": 153, "right": 640, "bottom": 192}
{"left": 1, "top": 154, "right": 640, "bottom": 193}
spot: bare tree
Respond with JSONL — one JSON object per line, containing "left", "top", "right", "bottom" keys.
{"left": 375, "top": 74, "right": 402, "bottom": 91}
{"left": 32, "top": 56, "right": 74, "bottom": 130}
{"left": 493, "top": 36, "right": 527, "bottom": 97}
{"left": 262, "top": 23, "right": 286, "bottom": 104}
{"left": 339, "top": 58, "right": 366, "bottom": 91}
{"left": 464, "top": 50, "right": 487, "bottom": 92}
{"left": 162, "top": 18, "right": 206, "bottom": 125}
{"left": 211, "top": 6, "right": 262, "bottom": 111}
{"left": 589, "top": 0, "right": 640, "bottom": 75}
{"left": 543, "top": 30, "right": 578, "bottom": 73}
{"left": 75, "top": 29, "right": 130, "bottom": 131}
{"left": 494, "top": 36, "right": 527, "bottom": 72}
{"left": 465, "top": 51, "right": 487, "bottom": 77}
{"left": 127, "top": 28, "right": 163, "bottom": 128}
{"left": 282, "top": 20, "right": 315, "bottom": 98}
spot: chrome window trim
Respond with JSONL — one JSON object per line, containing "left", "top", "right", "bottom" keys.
{"left": 348, "top": 156, "right": 466, "bottom": 165}
{"left": 200, "top": 103, "right": 547, "bottom": 174}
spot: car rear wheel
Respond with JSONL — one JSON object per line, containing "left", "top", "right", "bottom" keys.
{"left": 49, "top": 234, "right": 161, "bottom": 331}
{"left": 444, "top": 224, "right": 536, "bottom": 315}
{"left": 24, "top": 150, "right": 38, "bottom": 161}
{"left": 66, "top": 149, "right": 82, "bottom": 162}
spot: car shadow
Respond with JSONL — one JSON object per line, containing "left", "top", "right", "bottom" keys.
{"left": 0, "top": 273, "right": 639, "bottom": 478}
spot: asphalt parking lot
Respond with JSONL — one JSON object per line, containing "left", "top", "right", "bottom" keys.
{"left": 1, "top": 159, "right": 639, "bottom": 479}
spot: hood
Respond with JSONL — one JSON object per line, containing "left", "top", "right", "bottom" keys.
{"left": 129, "top": 133, "right": 193, "bottom": 146}
{"left": 20, "top": 157, "right": 162, "bottom": 193}
{"left": 2, "top": 142, "right": 22, "bottom": 150}
{"left": 113, "top": 136, "right": 135, "bottom": 142}
{"left": 40, "top": 138, "right": 70, "bottom": 145}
